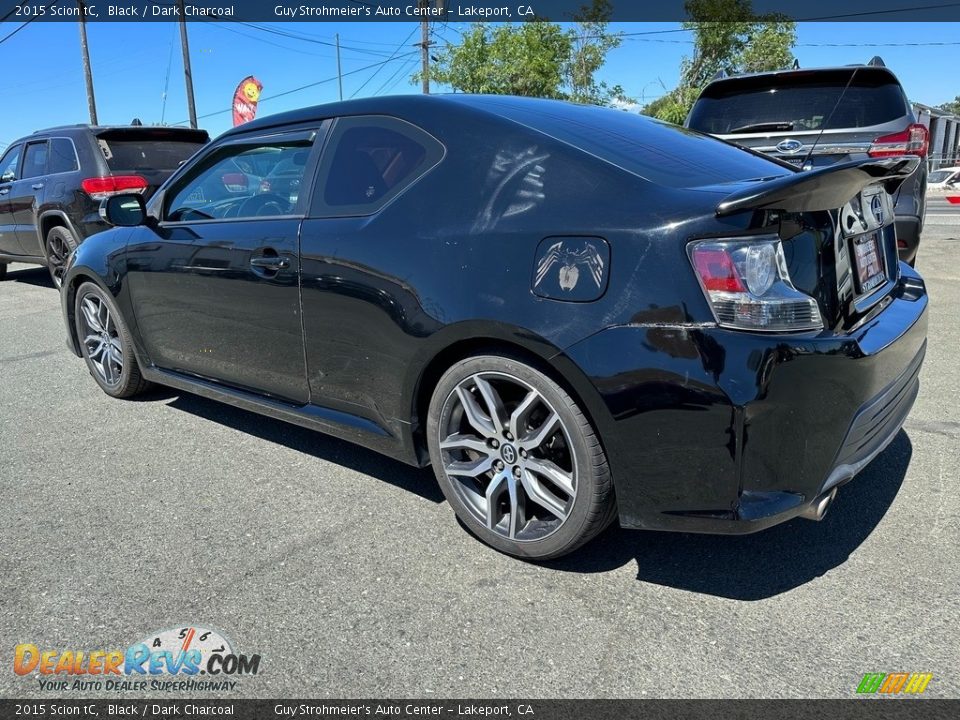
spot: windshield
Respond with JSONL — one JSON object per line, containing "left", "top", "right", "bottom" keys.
{"left": 688, "top": 69, "right": 909, "bottom": 135}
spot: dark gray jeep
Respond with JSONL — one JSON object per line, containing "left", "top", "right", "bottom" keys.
{"left": 686, "top": 61, "right": 927, "bottom": 265}
{"left": 0, "top": 124, "right": 208, "bottom": 287}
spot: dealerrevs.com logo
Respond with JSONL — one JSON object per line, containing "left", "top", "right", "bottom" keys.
{"left": 14, "top": 626, "right": 260, "bottom": 692}
{"left": 856, "top": 673, "right": 933, "bottom": 695}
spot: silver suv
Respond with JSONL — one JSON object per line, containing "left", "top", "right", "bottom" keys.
{"left": 686, "top": 62, "right": 927, "bottom": 265}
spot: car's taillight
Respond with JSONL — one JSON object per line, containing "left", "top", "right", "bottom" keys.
{"left": 81, "top": 175, "right": 148, "bottom": 200}
{"left": 689, "top": 237, "right": 823, "bottom": 332}
{"left": 868, "top": 123, "right": 929, "bottom": 158}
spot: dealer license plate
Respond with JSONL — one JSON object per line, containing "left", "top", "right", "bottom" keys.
{"left": 852, "top": 231, "right": 886, "bottom": 295}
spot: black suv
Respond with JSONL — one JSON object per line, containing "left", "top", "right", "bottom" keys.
{"left": 686, "top": 62, "right": 927, "bottom": 265}
{"left": 0, "top": 124, "right": 208, "bottom": 286}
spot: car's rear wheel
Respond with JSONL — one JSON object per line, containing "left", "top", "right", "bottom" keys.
{"left": 46, "top": 226, "right": 77, "bottom": 289}
{"left": 426, "top": 354, "right": 616, "bottom": 560}
{"left": 0, "top": 262, "right": 6, "bottom": 280}
{"left": 74, "top": 282, "right": 149, "bottom": 398}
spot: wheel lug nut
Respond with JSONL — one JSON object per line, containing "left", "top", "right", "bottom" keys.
{"left": 513, "top": 466, "right": 522, "bottom": 478}
{"left": 520, "top": 449, "right": 527, "bottom": 458}
{"left": 504, "top": 432, "right": 513, "bottom": 440}
{"left": 490, "top": 439, "right": 499, "bottom": 448}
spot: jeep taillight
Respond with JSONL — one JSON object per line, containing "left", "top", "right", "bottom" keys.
{"left": 868, "top": 123, "right": 929, "bottom": 158}
{"left": 689, "top": 237, "right": 823, "bottom": 332}
{"left": 82, "top": 175, "right": 148, "bottom": 200}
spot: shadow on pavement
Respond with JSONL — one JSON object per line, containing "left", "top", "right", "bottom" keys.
{"left": 4, "top": 265, "right": 54, "bottom": 289}
{"left": 548, "top": 431, "right": 913, "bottom": 600}
{"left": 163, "top": 390, "right": 444, "bottom": 505}
{"left": 156, "top": 381, "right": 911, "bottom": 597}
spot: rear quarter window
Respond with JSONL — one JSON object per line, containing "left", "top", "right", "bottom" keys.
{"left": 311, "top": 115, "right": 444, "bottom": 217}
{"left": 49, "top": 138, "right": 79, "bottom": 174}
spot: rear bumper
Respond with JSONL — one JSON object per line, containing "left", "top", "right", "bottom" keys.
{"left": 895, "top": 215, "right": 921, "bottom": 264}
{"left": 562, "top": 265, "right": 928, "bottom": 534}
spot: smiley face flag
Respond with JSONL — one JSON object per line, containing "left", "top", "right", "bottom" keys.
{"left": 232, "top": 76, "right": 263, "bottom": 127}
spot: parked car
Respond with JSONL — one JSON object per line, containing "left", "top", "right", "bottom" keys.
{"left": 0, "top": 124, "right": 209, "bottom": 286}
{"left": 927, "top": 166, "right": 960, "bottom": 191}
{"left": 60, "top": 96, "right": 927, "bottom": 559}
{"left": 686, "top": 61, "right": 928, "bottom": 265}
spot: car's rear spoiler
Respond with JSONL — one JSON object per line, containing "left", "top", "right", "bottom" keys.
{"left": 716, "top": 157, "right": 920, "bottom": 216}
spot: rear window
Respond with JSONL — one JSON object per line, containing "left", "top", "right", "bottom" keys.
{"left": 481, "top": 99, "right": 789, "bottom": 189}
{"left": 96, "top": 130, "right": 207, "bottom": 172}
{"left": 688, "top": 69, "right": 909, "bottom": 135}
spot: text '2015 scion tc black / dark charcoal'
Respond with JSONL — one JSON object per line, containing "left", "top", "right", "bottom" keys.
{"left": 60, "top": 95, "right": 928, "bottom": 560}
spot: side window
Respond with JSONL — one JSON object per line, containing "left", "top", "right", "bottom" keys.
{"left": 49, "top": 138, "right": 80, "bottom": 174}
{"left": 312, "top": 115, "right": 443, "bottom": 217}
{"left": 21, "top": 142, "right": 49, "bottom": 179}
{"left": 165, "top": 135, "right": 315, "bottom": 222}
{"left": 0, "top": 145, "right": 22, "bottom": 181}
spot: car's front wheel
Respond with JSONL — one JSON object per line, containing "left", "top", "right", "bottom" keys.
{"left": 0, "top": 262, "right": 6, "bottom": 280}
{"left": 74, "top": 281, "right": 149, "bottom": 398}
{"left": 427, "top": 354, "right": 616, "bottom": 560}
{"left": 46, "top": 226, "right": 78, "bottom": 289}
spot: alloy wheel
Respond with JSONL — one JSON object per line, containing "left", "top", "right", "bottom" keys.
{"left": 78, "top": 294, "right": 123, "bottom": 386}
{"left": 438, "top": 372, "right": 577, "bottom": 542}
{"left": 46, "top": 233, "right": 71, "bottom": 288}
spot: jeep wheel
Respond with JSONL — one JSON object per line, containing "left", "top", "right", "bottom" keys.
{"left": 46, "top": 226, "right": 78, "bottom": 289}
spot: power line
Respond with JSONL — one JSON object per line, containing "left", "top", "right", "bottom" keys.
{"left": 373, "top": 56, "right": 419, "bottom": 97}
{"left": 175, "top": 52, "right": 418, "bottom": 124}
{"left": 350, "top": 25, "right": 419, "bottom": 99}
{"left": 0, "top": 0, "right": 58, "bottom": 46}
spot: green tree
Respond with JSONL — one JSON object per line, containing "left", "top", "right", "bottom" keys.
{"left": 565, "top": 0, "right": 628, "bottom": 105}
{"left": 420, "top": 3, "right": 626, "bottom": 105}
{"left": 939, "top": 95, "right": 960, "bottom": 115}
{"left": 642, "top": 0, "right": 796, "bottom": 123}
{"left": 422, "top": 22, "right": 571, "bottom": 98}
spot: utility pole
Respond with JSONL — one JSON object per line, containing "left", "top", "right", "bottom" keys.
{"left": 77, "top": 1, "right": 98, "bottom": 124}
{"left": 418, "top": 0, "right": 430, "bottom": 94}
{"left": 176, "top": 0, "right": 198, "bottom": 129}
{"left": 335, "top": 33, "right": 343, "bottom": 101}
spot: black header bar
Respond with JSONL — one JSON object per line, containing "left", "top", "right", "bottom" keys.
{"left": 2, "top": 0, "right": 960, "bottom": 23}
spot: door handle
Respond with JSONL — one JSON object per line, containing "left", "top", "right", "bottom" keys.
{"left": 0, "top": 188, "right": 8, "bottom": 195}
{"left": 31, "top": 183, "right": 44, "bottom": 190}
{"left": 250, "top": 254, "right": 290, "bottom": 271}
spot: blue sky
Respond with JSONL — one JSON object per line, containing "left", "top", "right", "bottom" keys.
{"left": 0, "top": 20, "right": 957, "bottom": 148}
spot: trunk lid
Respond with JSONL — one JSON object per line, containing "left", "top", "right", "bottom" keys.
{"left": 690, "top": 157, "right": 919, "bottom": 331}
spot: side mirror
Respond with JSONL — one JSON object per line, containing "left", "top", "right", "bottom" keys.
{"left": 99, "top": 194, "right": 146, "bottom": 227}
{"left": 0, "top": 171, "right": 14, "bottom": 183}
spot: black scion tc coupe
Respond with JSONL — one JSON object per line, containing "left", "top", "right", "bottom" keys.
{"left": 60, "top": 95, "right": 928, "bottom": 560}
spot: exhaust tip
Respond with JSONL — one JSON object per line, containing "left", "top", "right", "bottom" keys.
{"left": 800, "top": 488, "right": 837, "bottom": 522}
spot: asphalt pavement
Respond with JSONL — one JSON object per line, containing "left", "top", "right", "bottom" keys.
{"left": 1, "top": 222, "right": 958, "bottom": 699}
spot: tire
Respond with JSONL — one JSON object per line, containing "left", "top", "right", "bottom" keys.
{"left": 74, "top": 281, "right": 150, "bottom": 399}
{"left": 426, "top": 354, "right": 616, "bottom": 560}
{"left": 46, "top": 225, "right": 78, "bottom": 289}
{"left": 0, "top": 262, "right": 6, "bottom": 280}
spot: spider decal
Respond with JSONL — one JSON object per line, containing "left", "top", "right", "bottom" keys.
{"left": 534, "top": 241, "right": 606, "bottom": 292}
